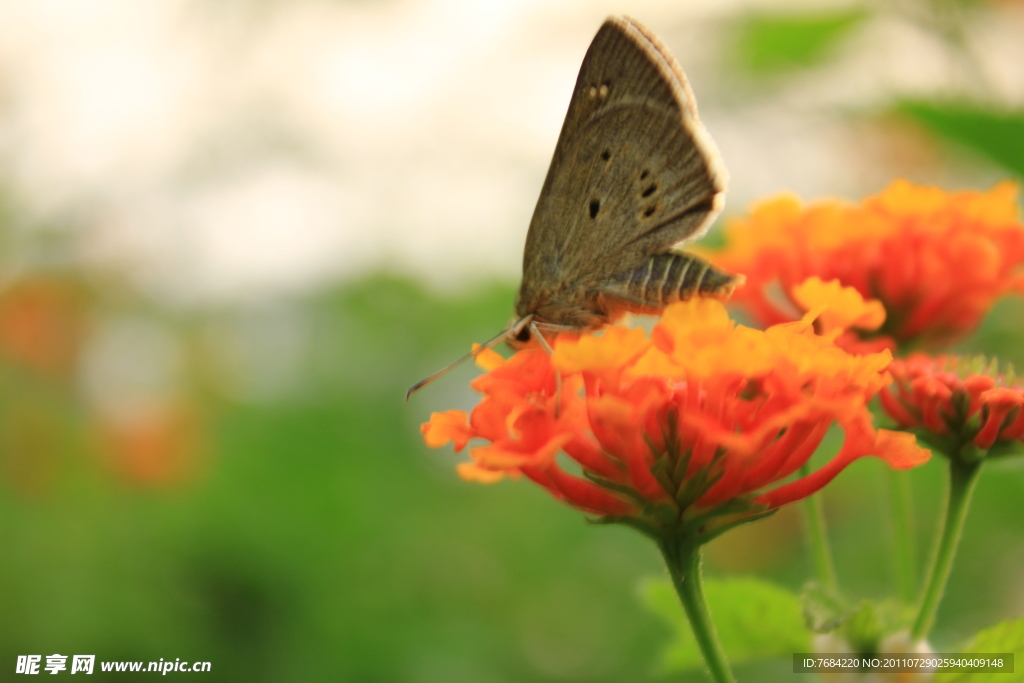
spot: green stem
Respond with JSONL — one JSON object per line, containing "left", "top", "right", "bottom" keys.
{"left": 659, "top": 539, "right": 736, "bottom": 683}
{"left": 800, "top": 463, "right": 838, "bottom": 591}
{"left": 910, "top": 458, "right": 982, "bottom": 642}
{"left": 886, "top": 468, "right": 917, "bottom": 603}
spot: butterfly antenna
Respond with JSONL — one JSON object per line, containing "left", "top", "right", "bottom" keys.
{"left": 405, "top": 327, "right": 512, "bottom": 401}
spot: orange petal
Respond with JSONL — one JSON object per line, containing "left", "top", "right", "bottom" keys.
{"left": 792, "top": 277, "right": 886, "bottom": 333}
{"left": 472, "top": 343, "right": 506, "bottom": 371}
{"left": 422, "top": 410, "right": 473, "bottom": 450}
{"left": 456, "top": 462, "right": 506, "bottom": 483}
{"left": 872, "top": 429, "right": 932, "bottom": 469}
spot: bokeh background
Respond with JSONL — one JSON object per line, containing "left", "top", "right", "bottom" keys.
{"left": 1, "top": 0, "right": 1023, "bottom": 680}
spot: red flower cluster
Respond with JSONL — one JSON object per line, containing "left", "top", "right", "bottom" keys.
{"left": 880, "top": 354, "right": 1024, "bottom": 457}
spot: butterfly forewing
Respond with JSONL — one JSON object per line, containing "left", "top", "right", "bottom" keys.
{"left": 518, "top": 16, "right": 729, "bottom": 327}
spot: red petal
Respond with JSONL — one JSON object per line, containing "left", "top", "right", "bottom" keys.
{"left": 521, "top": 462, "right": 637, "bottom": 516}
{"left": 974, "top": 388, "right": 1024, "bottom": 449}
{"left": 878, "top": 386, "right": 917, "bottom": 428}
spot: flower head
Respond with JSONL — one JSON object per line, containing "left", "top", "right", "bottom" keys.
{"left": 423, "top": 298, "right": 929, "bottom": 540}
{"left": 711, "top": 180, "right": 1024, "bottom": 351}
{"left": 879, "top": 354, "right": 1024, "bottom": 460}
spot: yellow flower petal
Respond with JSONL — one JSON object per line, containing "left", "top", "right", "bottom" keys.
{"left": 472, "top": 343, "right": 506, "bottom": 371}
{"left": 792, "top": 277, "right": 886, "bottom": 333}
{"left": 552, "top": 325, "right": 649, "bottom": 375}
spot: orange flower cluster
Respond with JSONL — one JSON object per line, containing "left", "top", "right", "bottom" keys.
{"left": 423, "top": 299, "right": 929, "bottom": 534}
{"left": 880, "top": 354, "right": 1024, "bottom": 457}
{"left": 711, "top": 180, "right": 1024, "bottom": 350}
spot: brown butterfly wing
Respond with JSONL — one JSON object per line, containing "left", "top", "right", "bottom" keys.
{"left": 517, "top": 16, "right": 726, "bottom": 325}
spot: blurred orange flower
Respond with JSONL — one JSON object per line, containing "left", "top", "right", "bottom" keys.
{"left": 423, "top": 298, "right": 929, "bottom": 537}
{"left": 711, "top": 180, "right": 1024, "bottom": 350}
{"left": 96, "top": 405, "right": 204, "bottom": 486}
{"left": 880, "top": 354, "right": 1024, "bottom": 457}
{"left": 0, "top": 276, "right": 87, "bottom": 379}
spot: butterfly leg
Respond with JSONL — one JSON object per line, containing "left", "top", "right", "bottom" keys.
{"left": 529, "top": 321, "right": 564, "bottom": 417}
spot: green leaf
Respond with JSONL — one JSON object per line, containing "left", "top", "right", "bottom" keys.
{"left": 730, "top": 10, "right": 868, "bottom": 75}
{"left": 937, "top": 618, "right": 1024, "bottom": 683}
{"left": 895, "top": 101, "right": 1024, "bottom": 179}
{"left": 642, "top": 576, "right": 810, "bottom": 673}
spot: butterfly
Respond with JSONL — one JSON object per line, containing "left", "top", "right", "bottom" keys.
{"left": 408, "top": 15, "right": 740, "bottom": 399}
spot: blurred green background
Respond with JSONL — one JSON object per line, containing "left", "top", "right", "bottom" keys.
{"left": 1, "top": 0, "right": 1024, "bottom": 680}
